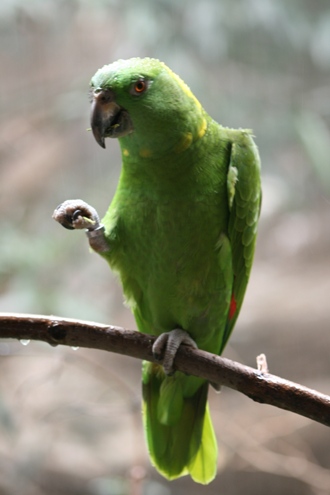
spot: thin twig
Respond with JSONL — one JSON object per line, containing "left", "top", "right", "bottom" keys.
{"left": 0, "top": 312, "right": 329, "bottom": 427}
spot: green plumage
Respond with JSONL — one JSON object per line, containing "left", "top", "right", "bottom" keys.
{"left": 90, "top": 58, "right": 261, "bottom": 484}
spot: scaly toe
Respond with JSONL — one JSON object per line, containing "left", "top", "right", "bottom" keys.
{"left": 152, "top": 328, "right": 198, "bottom": 375}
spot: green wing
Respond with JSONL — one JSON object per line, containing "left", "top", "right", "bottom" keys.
{"left": 222, "top": 129, "right": 262, "bottom": 349}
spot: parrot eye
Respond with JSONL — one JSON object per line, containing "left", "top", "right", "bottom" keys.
{"left": 131, "top": 78, "right": 149, "bottom": 96}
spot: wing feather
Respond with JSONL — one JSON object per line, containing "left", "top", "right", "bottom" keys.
{"left": 222, "top": 130, "right": 261, "bottom": 346}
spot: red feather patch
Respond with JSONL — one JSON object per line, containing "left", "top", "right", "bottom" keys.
{"left": 229, "top": 294, "right": 237, "bottom": 320}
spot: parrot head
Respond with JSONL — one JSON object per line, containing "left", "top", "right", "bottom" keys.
{"left": 89, "top": 58, "right": 206, "bottom": 156}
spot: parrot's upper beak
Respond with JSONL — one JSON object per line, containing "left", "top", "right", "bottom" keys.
{"left": 90, "top": 89, "right": 133, "bottom": 148}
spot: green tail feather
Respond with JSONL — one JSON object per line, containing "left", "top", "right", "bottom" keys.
{"left": 142, "top": 362, "right": 217, "bottom": 484}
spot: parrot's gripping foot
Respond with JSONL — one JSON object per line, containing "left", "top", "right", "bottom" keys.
{"left": 52, "top": 199, "right": 109, "bottom": 253}
{"left": 152, "top": 329, "right": 198, "bottom": 375}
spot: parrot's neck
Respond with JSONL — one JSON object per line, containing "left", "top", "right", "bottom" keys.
{"left": 116, "top": 116, "right": 218, "bottom": 196}
{"left": 118, "top": 111, "right": 209, "bottom": 167}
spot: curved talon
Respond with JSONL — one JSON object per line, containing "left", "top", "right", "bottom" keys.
{"left": 53, "top": 204, "right": 76, "bottom": 230}
{"left": 72, "top": 209, "right": 83, "bottom": 222}
{"left": 152, "top": 329, "right": 198, "bottom": 375}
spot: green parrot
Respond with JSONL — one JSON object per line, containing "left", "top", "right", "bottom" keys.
{"left": 53, "top": 57, "right": 261, "bottom": 484}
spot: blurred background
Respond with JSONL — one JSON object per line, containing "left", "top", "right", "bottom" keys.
{"left": 0, "top": 0, "right": 330, "bottom": 494}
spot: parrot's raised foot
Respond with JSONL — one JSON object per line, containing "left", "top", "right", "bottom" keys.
{"left": 53, "top": 199, "right": 101, "bottom": 230}
{"left": 52, "top": 199, "right": 109, "bottom": 253}
{"left": 152, "top": 328, "right": 198, "bottom": 375}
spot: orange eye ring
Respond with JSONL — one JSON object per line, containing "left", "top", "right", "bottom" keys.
{"left": 133, "top": 79, "right": 147, "bottom": 94}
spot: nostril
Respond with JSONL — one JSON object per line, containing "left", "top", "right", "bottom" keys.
{"left": 94, "top": 89, "right": 113, "bottom": 105}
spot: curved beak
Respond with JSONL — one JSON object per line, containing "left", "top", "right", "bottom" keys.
{"left": 90, "top": 89, "right": 121, "bottom": 149}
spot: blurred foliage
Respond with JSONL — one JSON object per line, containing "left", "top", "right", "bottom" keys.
{"left": 0, "top": 1, "right": 330, "bottom": 494}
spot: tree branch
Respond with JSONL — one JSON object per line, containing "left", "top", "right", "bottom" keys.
{"left": 0, "top": 312, "right": 329, "bottom": 427}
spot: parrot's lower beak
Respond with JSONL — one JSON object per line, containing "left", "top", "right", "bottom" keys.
{"left": 90, "top": 89, "right": 133, "bottom": 148}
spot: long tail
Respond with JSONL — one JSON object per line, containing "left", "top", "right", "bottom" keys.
{"left": 142, "top": 362, "right": 217, "bottom": 484}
